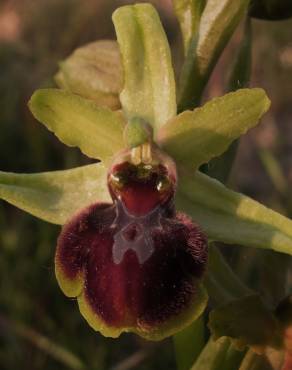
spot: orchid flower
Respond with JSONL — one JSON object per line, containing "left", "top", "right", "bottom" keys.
{"left": 1, "top": 3, "right": 292, "bottom": 342}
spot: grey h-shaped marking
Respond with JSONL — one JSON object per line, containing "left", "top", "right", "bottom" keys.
{"left": 112, "top": 200, "right": 163, "bottom": 264}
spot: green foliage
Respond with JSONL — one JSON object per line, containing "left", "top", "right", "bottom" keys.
{"left": 113, "top": 4, "right": 177, "bottom": 135}
{"left": 205, "top": 245, "right": 252, "bottom": 304}
{"left": 190, "top": 337, "right": 245, "bottom": 370}
{"left": 238, "top": 349, "right": 275, "bottom": 370}
{"left": 173, "top": 316, "right": 205, "bottom": 370}
{"left": 209, "top": 294, "right": 281, "bottom": 350}
{"left": 177, "top": 170, "right": 292, "bottom": 255}
{"left": 178, "top": 0, "right": 250, "bottom": 110}
{"left": 172, "top": 0, "right": 206, "bottom": 53}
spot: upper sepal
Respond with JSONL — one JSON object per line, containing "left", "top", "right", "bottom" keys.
{"left": 113, "top": 4, "right": 177, "bottom": 136}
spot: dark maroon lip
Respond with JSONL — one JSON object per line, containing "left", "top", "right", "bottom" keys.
{"left": 56, "top": 200, "right": 207, "bottom": 328}
{"left": 56, "top": 152, "right": 207, "bottom": 331}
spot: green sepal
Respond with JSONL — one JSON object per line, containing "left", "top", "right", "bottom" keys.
{"left": 0, "top": 163, "right": 110, "bottom": 225}
{"left": 113, "top": 3, "right": 176, "bottom": 135}
{"left": 159, "top": 88, "right": 270, "bottom": 170}
{"left": 206, "top": 245, "right": 252, "bottom": 304}
{"left": 29, "top": 89, "right": 125, "bottom": 163}
{"left": 55, "top": 40, "right": 123, "bottom": 110}
{"left": 208, "top": 294, "right": 282, "bottom": 351}
{"left": 176, "top": 169, "right": 292, "bottom": 256}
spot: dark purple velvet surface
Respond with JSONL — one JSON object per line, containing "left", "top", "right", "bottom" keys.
{"left": 56, "top": 161, "right": 207, "bottom": 328}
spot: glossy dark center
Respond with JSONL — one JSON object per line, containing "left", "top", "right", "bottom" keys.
{"left": 108, "top": 161, "right": 175, "bottom": 216}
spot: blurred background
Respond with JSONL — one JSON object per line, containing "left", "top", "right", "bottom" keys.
{"left": 0, "top": 1, "right": 292, "bottom": 369}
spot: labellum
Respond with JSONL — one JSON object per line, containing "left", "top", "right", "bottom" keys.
{"left": 55, "top": 144, "right": 208, "bottom": 339}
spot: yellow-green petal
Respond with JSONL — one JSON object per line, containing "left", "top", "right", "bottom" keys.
{"left": 29, "top": 89, "right": 125, "bottom": 163}
{"left": 159, "top": 88, "right": 270, "bottom": 170}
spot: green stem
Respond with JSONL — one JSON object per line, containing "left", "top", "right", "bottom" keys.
{"left": 190, "top": 336, "right": 246, "bottom": 370}
{"left": 238, "top": 349, "right": 270, "bottom": 370}
{"left": 190, "top": 337, "right": 230, "bottom": 370}
{"left": 206, "top": 244, "right": 252, "bottom": 304}
{"left": 223, "top": 344, "right": 247, "bottom": 370}
{"left": 174, "top": 316, "right": 205, "bottom": 370}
